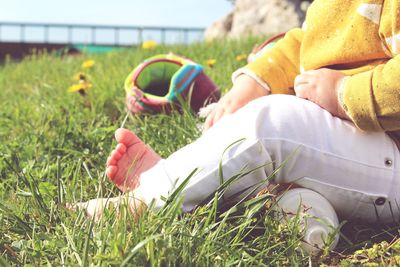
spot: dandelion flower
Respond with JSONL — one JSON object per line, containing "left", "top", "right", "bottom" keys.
{"left": 73, "top": 72, "right": 87, "bottom": 81}
{"left": 68, "top": 81, "right": 92, "bottom": 95}
{"left": 235, "top": 54, "right": 247, "bottom": 61}
{"left": 206, "top": 59, "right": 216, "bottom": 67}
{"left": 142, "top": 40, "right": 157, "bottom": 50}
{"left": 81, "top": 59, "right": 95, "bottom": 69}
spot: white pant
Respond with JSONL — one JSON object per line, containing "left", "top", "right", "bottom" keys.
{"left": 140, "top": 95, "right": 400, "bottom": 222}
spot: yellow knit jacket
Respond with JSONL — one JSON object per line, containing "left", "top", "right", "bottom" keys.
{"left": 245, "top": 0, "right": 400, "bottom": 140}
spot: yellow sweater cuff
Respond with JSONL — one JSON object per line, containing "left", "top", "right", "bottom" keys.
{"left": 245, "top": 62, "right": 294, "bottom": 95}
{"left": 342, "top": 71, "right": 383, "bottom": 131}
{"left": 231, "top": 68, "right": 271, "bottom": 92}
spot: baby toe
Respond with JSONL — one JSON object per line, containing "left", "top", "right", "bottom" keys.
{"left": 116, "top": 143, "right": 127, "bottom": 154}
{"left": 106, "top": 156, "right": 117, "bottom": 166}
{"left": 111, "top": 148, "right": 123, "bottom": 161}
{"left": 106, "top": 165, "right": 118, "bottom": 180}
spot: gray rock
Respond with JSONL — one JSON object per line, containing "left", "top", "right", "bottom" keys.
{"left": 205, "top": 0, "right": 308, "bottom": 41}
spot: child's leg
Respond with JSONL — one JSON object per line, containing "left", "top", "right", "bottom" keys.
{"left": 107, "top": 95, "right": 399, "bottom": 222}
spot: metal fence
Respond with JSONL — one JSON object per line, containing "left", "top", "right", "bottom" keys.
{"left": 0, "top": 22, "right": 205, "bottom": 46}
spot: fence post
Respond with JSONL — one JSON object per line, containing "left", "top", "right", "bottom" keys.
{"left": 20, "top": 24, "right": 25, "bottom": 43}
{"left": 91, "top": 26, "right": 96, "bottom": 45}
{"left": 138, "top": 27, "right": 143, "bottom": 44}
{"left": 161, "top": 28, "right": 166, "bottom": 44}
{"left": 68, "top": 26, "right": 72, "bottom": 45}
{"left": 44, "top": 25, "right": 49, "bottom": 44}
{"left": 183, "top": 29, "right": 188, "bottom": 44}
{"left": 114, "top": 27, "right": 119, "bottom": 46}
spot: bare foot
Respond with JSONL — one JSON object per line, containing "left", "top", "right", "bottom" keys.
{"left": 106, "top": 128, "right": 161, "bottom": 192}
{"left": 68, "top": 189, "right": 147, "bottom": 221}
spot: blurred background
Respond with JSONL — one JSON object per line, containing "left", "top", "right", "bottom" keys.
{"left": 0, "top": 0, "right": 232, "bottom": 45}
{"left": 0, "top": 0, "right": 232, "bottom": 59}
{"left": 0, "top": 0, "right": 311, "bottom": 59}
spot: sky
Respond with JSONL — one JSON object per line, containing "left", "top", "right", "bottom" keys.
{"left": 0, "top": 0, "right": 233, "bottom": 44}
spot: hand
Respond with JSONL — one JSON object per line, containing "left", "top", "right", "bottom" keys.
{"left": 204, "top": 74, "right": 269, "bottom": 130}
{"left": 294, "top": 68, "right": 350, "bottom": 120}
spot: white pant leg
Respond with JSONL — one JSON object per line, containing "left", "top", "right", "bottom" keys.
{"left": 139, "top": 95, "right": 400, "bottom": 222}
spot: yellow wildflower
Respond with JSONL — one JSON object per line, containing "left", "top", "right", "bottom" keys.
{"left": 81, "top": 59, "right": 95, "bottom": 69}
{"left": 142, "top": 40, "right": 157, "bottom": 50}
{"left": 235, "top": 54, "right": 247, "bottom": 62}
{"left": 68, "top": 81, "right": 92, "bottom": 95}
{"left": 73, "top": 72, "right": 87, "bottom": 81}
{"left": 206, "top": 59, "right": 216, "bottom": 67}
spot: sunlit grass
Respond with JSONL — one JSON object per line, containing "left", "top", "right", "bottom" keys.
{"left": 1, "top": 38, "right": 399, "bottom": 265}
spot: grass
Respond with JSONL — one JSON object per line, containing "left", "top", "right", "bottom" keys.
{"left": 1, "top": 38, "right": 400, "bottom": 266}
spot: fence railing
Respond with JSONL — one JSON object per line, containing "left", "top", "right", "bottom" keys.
{"left": 0, "top": 22, "right": 205, "bottom": 46}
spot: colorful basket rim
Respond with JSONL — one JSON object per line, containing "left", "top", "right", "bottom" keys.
{"left": 124, "top": 54, "right": 203, "bottom": 102}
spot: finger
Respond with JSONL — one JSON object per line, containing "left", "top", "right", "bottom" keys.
{"left": 294, "top": 73, "right": 313, "bottom": 88}
{"left": 212, "top": 106, "right": 230, "bottom": 126}
{"left": 204, "top": 105, "right": 221, "bottom": 130}
{"left": 204, "top": 97, "right": 226, "bottom": 130}
{"left": 204, "top": 109, "right": 217, "bottom": 131}
{"left": 293, "top": 84, "right": 310, "bottom": 99}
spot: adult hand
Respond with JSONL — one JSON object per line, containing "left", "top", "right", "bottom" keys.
{"left": 204, "top": 74, "right": 269, "bottom": 130}
{"left": 294, "top": 68, "right": 350, "bottom": 120}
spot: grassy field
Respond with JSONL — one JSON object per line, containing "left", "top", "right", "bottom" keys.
{"left": 1, "top": 39, "right": 400, "bottom": 266}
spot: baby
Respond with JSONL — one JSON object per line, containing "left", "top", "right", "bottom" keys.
{"left": 75, "top": 0, "right": 400, "bottom": 251}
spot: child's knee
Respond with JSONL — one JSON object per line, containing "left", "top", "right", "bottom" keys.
{"left": 246, "top": 94, "right": 306, "bottom": 118}
{"left": 246, "top": 95, "right": 318, "bottom": 138}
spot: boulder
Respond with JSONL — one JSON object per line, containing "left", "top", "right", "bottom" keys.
{"left": 205, "top": 0, "right": 309, "bottom": 41}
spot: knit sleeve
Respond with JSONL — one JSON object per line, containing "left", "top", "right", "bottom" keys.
{"left": 340, "top": 0, "right": 400, "bottom": 132}
{"left": 340, "top": 55, "right": 400, "bottom": 132}
{"left": 244, "top": 28, "right": 304, "bottom": 95}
